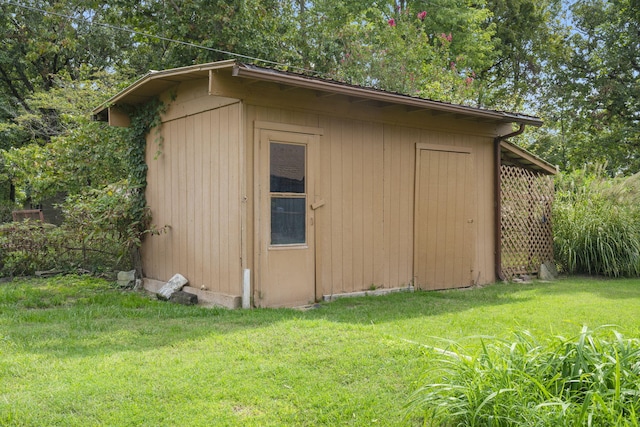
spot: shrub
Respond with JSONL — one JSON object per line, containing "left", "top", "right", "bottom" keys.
{"left": 0, "top": 199, "right": 18, "bottom": 223}
{"left": 553, "top": 167, "right": 640, "bottom": 276}
{"left": 0, "top": 182, "right": 142, "bottom": 277}
{"left": 59, "top": 180, "right": 140, "bottom": 271}
{"left": 0, "top": 218, "right": 132, "bottom": 277}
{"left": 0, "top": 220, "right": 61, "bottom": 276}
{"left": 408, "top": 327, "right": 640, "bottom": 426}
{"left": 0, "top": 180, "right": 164, "bottom": 277}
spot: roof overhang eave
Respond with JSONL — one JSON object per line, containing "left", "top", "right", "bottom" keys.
{"left": 92, "top": 60, "right": 237, "bottom": 116}
{"left": 93, "top": 60, "right": 543, "bottom": 129}
{"left": 500, "top": 140, "right": 558, "bottom": 175}
{"left": 232, "top": 63, "right": 543, "bottom": 127}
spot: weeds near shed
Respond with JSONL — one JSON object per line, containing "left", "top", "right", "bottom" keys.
{"left": 408, "top": 326, "right": 640, "bottom": 426}
{"left": 554, "top": 167, "right": 640, "bottom": 277}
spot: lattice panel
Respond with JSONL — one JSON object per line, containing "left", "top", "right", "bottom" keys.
{"left": 501, "top": 165, "right": 554, "bottom": 280}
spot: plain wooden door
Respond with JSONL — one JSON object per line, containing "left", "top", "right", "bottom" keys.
{"left": 414, "top": 144, "right": 476, "bottom": 290}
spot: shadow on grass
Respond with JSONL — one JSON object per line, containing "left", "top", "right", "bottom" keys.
{"left": 305, "top": 282, "right": 535, "bottom": 324}
{"left": 4, "top": 276, "right": 639, "bottom": 358}
{"left": 0, "top": 277, "right": 533, "bottom": 359}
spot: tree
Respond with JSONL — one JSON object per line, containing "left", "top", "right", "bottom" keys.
{"left": 1, "top": 70, "right": 129, "bottom": 204}
{"left": 530, "top": 0, "right": 640, "bottom": 173}
{"left": 480, "top": 0, "right": 565, "bottom": 111}
{"left": 0, "top": 1, "right": 133, "bottom": 134}
{"left": 293, "top": 0, "right": 495, "bottom": 103}
{"left": 0, "top": 1, "right": 136, "bottom": 205}
{"left": 106, "top": 0, "right": 299, "bottom": 71}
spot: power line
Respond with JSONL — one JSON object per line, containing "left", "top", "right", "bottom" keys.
{"left": 0, "top": 0, "right": 322, "bottom": 76}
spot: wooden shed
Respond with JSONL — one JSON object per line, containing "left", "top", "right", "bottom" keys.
{"left": 94, "top": 60, "right": 556, "bottom": 308}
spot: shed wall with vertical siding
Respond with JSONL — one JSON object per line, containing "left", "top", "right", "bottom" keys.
{"left": 142, "top": 79, "right": 244, "bottom": 298}
{"left": 140, "top": 71, "right": 499, "bottom": 304}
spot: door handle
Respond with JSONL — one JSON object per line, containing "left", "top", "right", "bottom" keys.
{"left": 311, "top": 200, "right": 325, "bottom": 210}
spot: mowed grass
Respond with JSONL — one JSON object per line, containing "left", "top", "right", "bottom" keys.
{"left": 2, "top": 275, "right": 640, "bottom": 426}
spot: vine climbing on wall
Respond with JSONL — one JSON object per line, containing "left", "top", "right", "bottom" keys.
{"left": 124, "top": 98, "right": 167, "bottom": 275}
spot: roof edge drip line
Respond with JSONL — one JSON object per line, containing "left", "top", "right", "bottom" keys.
{"left": 232, "top": 63, "right": 543, "bottom": 126}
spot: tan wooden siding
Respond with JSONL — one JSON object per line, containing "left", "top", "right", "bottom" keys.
{"left": 415, "top": 130, "right": 495, "bottom": 285}
{"left": 318, "top": 117, "right": 386, "bottom": 295}
{"left": 474, "top": 136, "right": 496, "bottom": 284}
{"left": 146, "top": 79, "right": 497, "bottom": 301}
{"left": 414, "top": 145, "right": 475, "bottom": 289}
{"left": 143, "top": 102, "right": 243, "bottom": 295}
{"left": 383, "top": 125, "right": 419, "bottom": 288}
{"left": 209, "top": 71, "right": 501, "bottom": 138}
{"left": 243, "top": 102, "right": 497, "bottom": 297}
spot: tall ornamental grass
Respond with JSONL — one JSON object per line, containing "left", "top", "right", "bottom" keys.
{"left": 409, "top": 327, "right": 640, "bottom": 426}
{"left": 553, "top": 167, "right": 640, "bottom": 276}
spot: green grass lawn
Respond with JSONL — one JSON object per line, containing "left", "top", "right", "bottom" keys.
{"left": 2, "top": 275, "right": 640, "bottom": 426}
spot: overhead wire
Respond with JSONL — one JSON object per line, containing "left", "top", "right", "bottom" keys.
{"left": 0, "top": 0, "right": 325, "bottom": 76}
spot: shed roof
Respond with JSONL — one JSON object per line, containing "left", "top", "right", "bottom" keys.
{"left": 93, "top": 60, "right": 542, "bottom": 127}
{"left": 500, "top": 140, "right": 557, "bottom": 175}
{"left": 93, "top": 60, "right": 554, "bottom": 174}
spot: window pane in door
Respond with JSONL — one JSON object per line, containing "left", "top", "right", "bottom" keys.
{"left": 271, "top": 197, "right": 306, "bottom": 245}
{"left": 270, "top": 143, "right": 305, "bottom": 193}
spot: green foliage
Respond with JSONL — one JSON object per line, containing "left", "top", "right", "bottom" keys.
{"left": 324, "top": 1, "right": 493, "bottom": 103}
{"left": 0, "top": 1, "right": 133, "bottom": 146}
{"left": 1, "top": 71, "right": 129, "bottom": 204}
{"left": 0, "top": 218, "right": 128, "bottom": 278}
{"left": 0, "top": 81, "right": 164, "bottom": 275}
{"left": 1, "top": 0, "right": 633, "bottom": 181}
{"left": 481, "top": 0, "right": 565, "bottom": 110}
{"left": 0, "top": 180, "right": 156, "bottom": 276}
{"left": 122, "top": 99, "right": 167, "bottom": 273}
{"left": 408, "top": 326, "right": 640, "bottom": 426}
{"left": 553, "top": 167, "right": 640, "bottom": 277}
{"left": 0, "top": 198, "right": 17, "bottom": 223}
{"left": 531, "top": 0, "right": 640, "bottom": 174}
{"left": 0, "top": 220, "right": 60, "bottom": 276}
{"left": 59, "top": 180, "right": 154, "bottom": 271}
{"left": 0, "top": 0, "right": 562, "bottom": 115}
{"left": 112, "top": 0, "right": 298, "bottom": 72}
{"left": 0, "top": 0, "right": 136, "bottom": 204}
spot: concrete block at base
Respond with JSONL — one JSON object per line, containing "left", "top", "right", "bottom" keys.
{"left": 169, "top": 290, "right": 198, "bottom": 305}
{"left": 323, "top": 285, "right": 413, "bottom": 302}
{"left": 157, "top": 273, "right": 188, "bottom": 300}
{"left": 143, "top": 278, "right": 241, "bottom": 309}
{"left": 117, "top": 270, "right": 136, "bottom": 288}
{"left": 539, "top": 262, "right": 557, "bottom": 281}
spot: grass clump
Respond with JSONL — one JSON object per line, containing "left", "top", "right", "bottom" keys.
{"left": 554, "top": 167, "right": 640, "bottom": 277}
{"left": 409, "top": 326, "right": 640, "bottom": 426}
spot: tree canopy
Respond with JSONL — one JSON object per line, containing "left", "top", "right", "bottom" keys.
{"left": 532, "top": 0, "right": 640, "bottom": 173}
{"left": 0, "top": 0, "right": 638, "bottom": 210}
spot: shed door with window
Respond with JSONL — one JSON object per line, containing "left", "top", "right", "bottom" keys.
{"left": 256, "top": 126, "right": 319, "bottom": 307}
{"left": 414, "top": 144, "right": 476, "bottom": 290}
